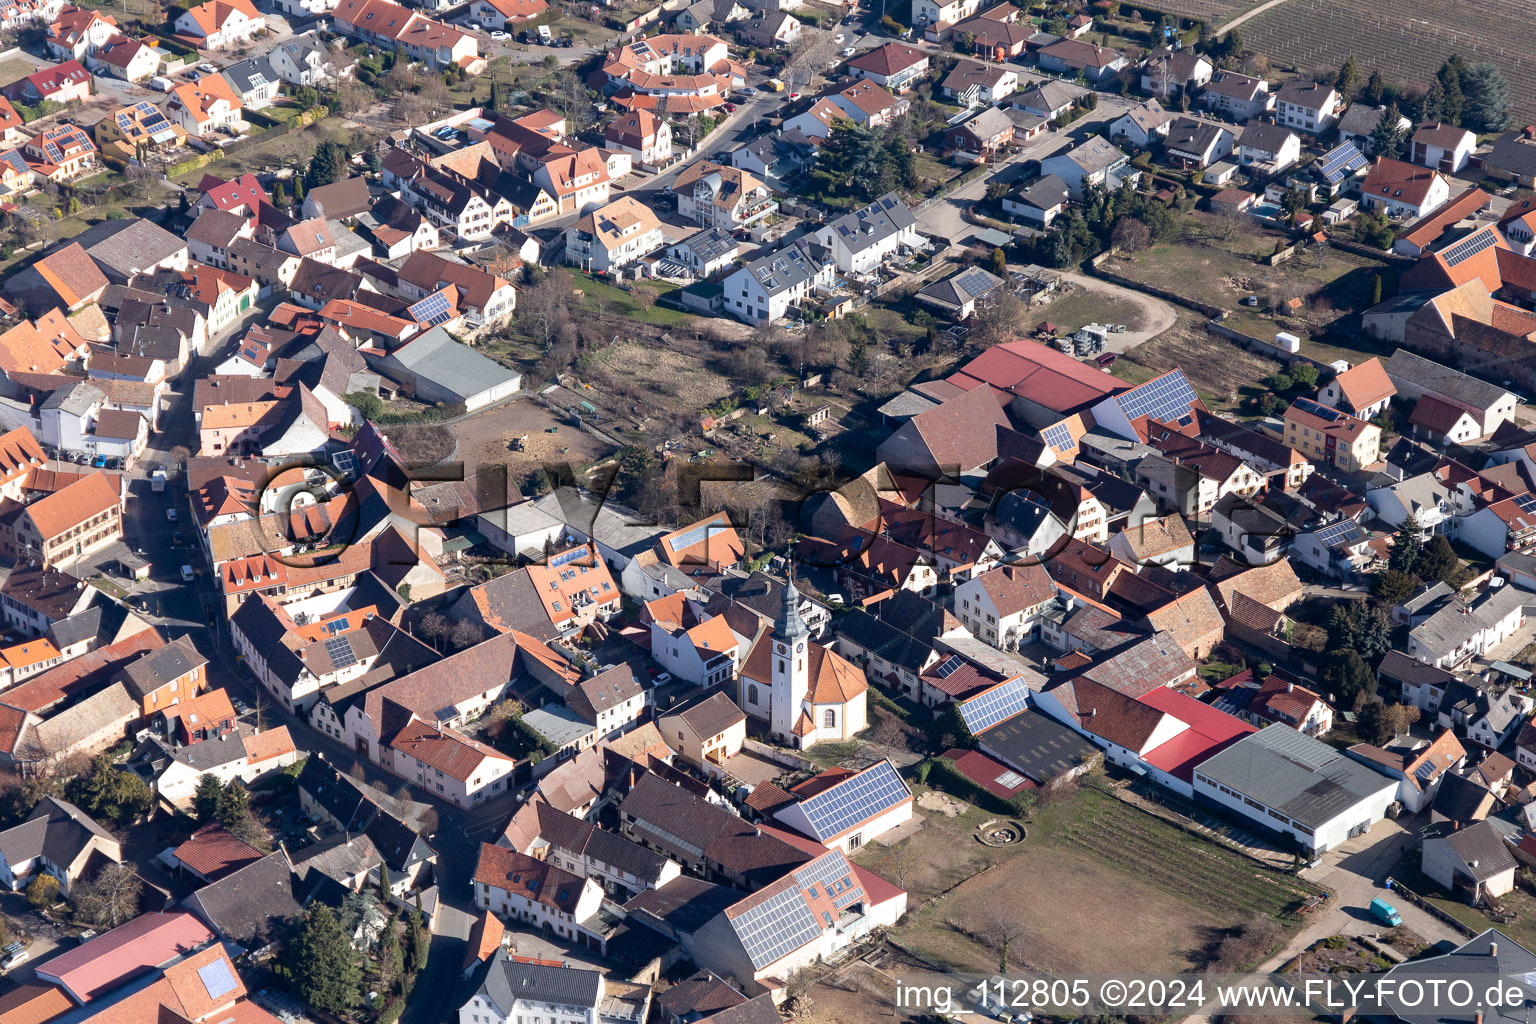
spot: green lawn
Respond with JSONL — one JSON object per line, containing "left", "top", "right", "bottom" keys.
{"left": 569, "top": 273, "right": 687, "bottom": 326}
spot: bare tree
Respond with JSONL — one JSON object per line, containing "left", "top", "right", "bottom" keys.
{"left": 71, "top": 864, "right": 143, "bottom": 928}
{"left": 517, "top": 269, "right": 573, "bottom": 349}
{"left": 982, "top": 908, "right": 1019, "bottom": 973}
{"left": 785, "top": 28, "right": 837, "bottom": 90}
{"left": 1111, "top": 217, "right": 1152, "bottom": 253}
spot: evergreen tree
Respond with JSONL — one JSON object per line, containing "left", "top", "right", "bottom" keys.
{"left": 290, "top": 906, "right": 362, "bottom": 1013}
{"left": 1322, "top": 649, "right": 1377, "bottom": 710}
{"left": 193, "top": 775, "right": 224, "bottom": 824}
{"left": 307, "top": 140, "right": 348, "bottom": 188}
{"left": 991, "top": 246, "right": 1008, "bottom": 278}
{"left": 405, "top": 911, "right": 429, "bottom": 972}
{"left": 1362, "top": 69, "right": 1386, "bottom": 106}
{"left": 215, "top": 781, "right": 250, "bottom": 829}
{"left": 1436, "top": 58, "right": 1465, "bottom": 125}
{"left": 273, "top": 181, "right": 287, "bottom": 207}
{"left": 1417, "top": 534, "right": 1460, "bottom": 583}
{"left": 293, "top": 177, "right": 305, "bottom": 203}
{"left": 1419, "top": 79, "right": 1447, "bottom": 124}
{"left": 1370, "top": 273, "right": 1383, "bottom": 305}
{"left": 1389, "top": 513, "right": 1423, "bottom": 575}
{"left": 1326, "top": 602, "right": 1361, "bottom": 652}
{"left": 1335, "top": 56, "right": 1361, "bottom": 100}
{"left": 1370, "top": 104, "right": 1408, "bottom": 160}
{"left": 1459, "top": 61, "right": 1511, "bottom": 132}
{"left": 1371, "top": 569, "right": 1418, "bottom": 607}
{"left": 489, "top": 78, "right": 502, "bottom": 112}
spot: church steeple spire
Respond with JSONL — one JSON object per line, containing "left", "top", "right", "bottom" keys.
{"left": 775, "top": 561, "right": 809, "bottom": 640}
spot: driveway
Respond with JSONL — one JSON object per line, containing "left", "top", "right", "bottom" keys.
{"left": 1055, "top": 270, "right": 1178, "bottom": 349}
{"left": 1262, "top": 816, "right": 1465, "bottom": 972}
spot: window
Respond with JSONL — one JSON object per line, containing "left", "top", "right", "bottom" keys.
{"left": 823, "top": 709, "right": 836, "bottom": 729}
{"left": 747, "top": 684, "right": 758, "bottom": 704}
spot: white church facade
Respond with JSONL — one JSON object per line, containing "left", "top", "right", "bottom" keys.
{"left": 737, "top": 575, "right": 868, "bottom": 750}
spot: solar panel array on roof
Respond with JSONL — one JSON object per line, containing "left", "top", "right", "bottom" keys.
{"left": 934, "top": 654, "right": 964, "bottom": 678}
{"left": 1318, "top": 142, "right": 1369, "bottom": 183}
{"left": 1041, "top": 421, "right": 1074, "bottom": 453}
{"left": 1116, "top": 370, "right": 1199, "bottom": 423}
{"left": 197, "top": 959, "right": 238, "bottom": 1001}
{"left": 408, "top": 290, "right": 452, "bottom": 327}
{"left": 1517, "top": 494, "right": 1536, "bottom": 515}
{"left": 952, "top": 266, "right": 997, "bottom": 298}
{"left": 793, "top": 851, "right": 865, "bottom": 910}
{"left": 1292, "top": 396, "right": 1346, "bottom": 421}
{"left": 1442, "top": 229, "right": 1497, "bottom": 268}
{"left": 959, "top": 675, "right": 1032, "bottom": 735}
{"left": 324, "top": 635, "right": 356, "bottom": 669}
{"left": 798, "top": 761, "right": 910, "bottom": 840}
{"left": 1312, "top": 519, "right": 1365, "bottom": 548}
{"left": 732, "top": 885, "right": 820, "bottom": 969}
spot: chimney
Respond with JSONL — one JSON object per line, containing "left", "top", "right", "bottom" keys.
{"left": 1491, "top": 942, "right": 1499, "bottom": 957}
{"left": 1286, "top": 682, "right": 1293, "bottom": 693}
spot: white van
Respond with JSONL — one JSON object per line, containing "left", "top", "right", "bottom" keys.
{"left": 150, "top": 76, "right": 173, "bottom": 92}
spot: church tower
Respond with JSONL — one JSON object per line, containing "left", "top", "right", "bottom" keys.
{"left": 768, "top": 571, "right": 811, "bottom": 744}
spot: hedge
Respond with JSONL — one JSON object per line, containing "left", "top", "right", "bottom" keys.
{"left": 926, "top": 756, "right": 1037, "bottom": 817}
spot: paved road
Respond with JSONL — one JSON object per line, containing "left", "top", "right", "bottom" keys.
{"left": 914, "top": 104, "right": 1131, "bottom": 242}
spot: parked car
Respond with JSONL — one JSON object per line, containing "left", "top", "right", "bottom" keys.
{"left": 91, "top": 454, "right": 107, "bottom": 467}
{"left": 197, "top": 62, "right": 217, "bottom": 73}
{"left": 840, "top": 45, "right": 856, "bottom": 56}
{"left": 165, "top": 508, "right": 177, "bottom": 522}
{"left": 180, "top": 564, "right": 195, "bottom": 582}
{"left": 490, "top": 29, "right": 509, "bottom": 39}
{"left": 467, "top": 20, "right": 482, "bottom": 29}
{"left": 724, "top": 102, "right": 736, "bottom": 112}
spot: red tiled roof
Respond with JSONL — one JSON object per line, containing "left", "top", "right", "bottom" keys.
{"left": 172, "top": 824, "right": 263, "bottom": 881}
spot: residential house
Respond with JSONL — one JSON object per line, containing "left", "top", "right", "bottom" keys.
{"left": 166, "top": 75, "right": 245, "bottom": 137}
{"left": 1274, "top": 78, "right": 1342, "bottom": 133}
{"left": 604, "top": 109, "right": 671, "bottom": 167}
{"left": 812, "top": 192, "right": 920, "bottom": 274}
{"left": 1139, "top": 47, "right": 1212, "bottom": 96}
{"left": 1236, "top": 122, "right": 1301, "bottom": 176}
{"left": 114, "top": 634, "right": 207, "bottom": 718}
{"left": 23, "top": 124, "right": 95, "bottom": 183}
{"left": 1041, "top": 136, "right": 1138, "bottom": 198}
{"left": 658, "top": 691, "right": 747, "bottom": 771}
{"left": 0, "top": 797, "right": 120, "bottom": 894}
{"left": 1201, "top": 70, "right": 1270, "bottom": 120}
{"left": 466, "top": 0, "right": 547, "bottom": 29}
{"left": 945, "top": 106, "right": 1014, "bottom": 164}
{"left": 1421, "top": 819, "right": 1517, "bottom": 901}
{"left": 1319, "top": 358, "right": 1396, "bottom": 419}
{"left": 721, "top": 238, "right": 832, "bottom": 324}
{"left": 772, "top": 759, "right": 912, "bottom": 854}
{"left": 1407, "top": 585, "right": 1528, "bottom": 669}
{"left": 674, "top": 161, "right": 777, "bottom": 232}
{"left": 220, "top": 57, "right": 279, "bottom": 110}
{"left": 174, "top": 0, "right": 263, "bottom": 49}
{"left": 844, "top": 43, "right": 929, "bottom": 93}
{"left": 1362, "top": 157, "right": 1451, "bottom": 220}
{"left": 331, "top": 0, "right": 480, "bottom": 70}
{"left": 1002, "top": 173, "right": 1070, "bottom": 226}
{"left": 1164, "top": 117, "right": 1234, "bottom": 169}
{"left": 0, "top": 471, "right": 121, "bottom": 568}
{"left": 46, "top": 5, "right": 120, "bottom": 61}
{"left": 473, "top": 843, "right": 607, "bottom": 950}
{"left": 1036, "top": 38, "right": 1125, "bottom": 82}
{"left": 1411, "top": 122, "right": 1476, "bottom": 174}
{"left": 954, "top": 562, "right": 1055, "bottom": 651}
{"left": 458, "top": 952, "right": 604, "bottom": 1024}
{"left": 826, "top": 79, "right": 907, "bottom": 128}
{"left": 1012, "top": 79, "right": 1084, "bottom": 120}
{"left": 564, "top": 195, "right": 663, "bottom": 273}
{"left": 1110, "top": 99, "right": 1172, "bottom": 148}
{"left": 268, "top": 34, "right": 356, "bottom": 87}
{"left": 3, "top": 61, "right": 91, "bottom": 108}
{"left": 940, "top": 59, "right": 1016, "bottom": 107}
{"left": 1283, "top": 397, "right": 1381, "bottom": 472}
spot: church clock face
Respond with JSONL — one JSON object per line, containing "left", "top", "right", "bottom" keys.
{"left": 775, "top": 642, "right": 787, "bottom": 654}
{"left": 796, "top": 643, "right": 805, "bottom": 653}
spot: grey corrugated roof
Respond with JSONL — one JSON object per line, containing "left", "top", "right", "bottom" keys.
{"left": 1195, "top": 725, "right": 1395, "bottom": 828}
{"left": 389, "top": 327, "right": 521, "bottom": 402}
{"left": 1386, "top": 349, "right": 1511, "bottom": 412}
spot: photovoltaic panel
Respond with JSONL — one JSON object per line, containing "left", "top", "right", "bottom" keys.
{"left": 1041, "top": 421, "right": 1074, "bottom": 453}
{"left": 1115, "top": 369, "right": 1199, "bottom": 424}
{"left": 197, "top": 960, "right": 238, "bottom": 1001}
{"left": 1312, "top": 519, "right": 1364, "bottom": 548}
{"left": 1291, "top": 396, "right": 1347, "bottom": 421}
{"left": 959, "top": 675, "right": 1032, "bottom": 735}
{"left": 324, "top": 635, "right": 356, "bottom": 669}
{"left": 731, "top": 885, "right": 821, "bottom": 969}
{"left": 408, "top": 290, "right": 452, "bottom": 327}
{"left": 934, "top": 654, "right": 964, "bottom": 678}
{"left": 798, "top": 760, "right": 911, "bottom": 841}
{"left": 1516, "top": 494, "right": 1536, "bottom": 515}
{"left": 1442, "top": 229, "right": 1497, "bottom": 268}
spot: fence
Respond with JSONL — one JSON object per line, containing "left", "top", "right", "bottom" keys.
{"left": 1203, "top": 318, "right": 1334, "bottom": 370}
{"left": 1088, "top": 255, "right": 1226, "bottom": 318}
{"left": 1382, "top": 876, "right": 1479, "bottom": 938}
